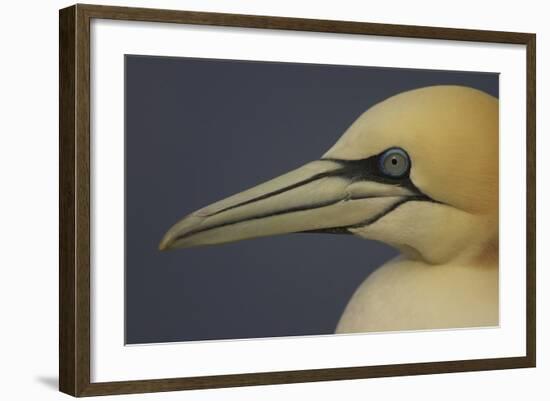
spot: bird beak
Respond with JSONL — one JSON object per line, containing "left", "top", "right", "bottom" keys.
{"left": 159, "top": 159, "right": 418, "bottom": 250}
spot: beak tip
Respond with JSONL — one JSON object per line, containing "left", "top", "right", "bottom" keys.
{"left": 159, "top": 212, "right": 213, "bottom": 251}
{"left": 158, "top": 235, "right": 173, "bottom": 251}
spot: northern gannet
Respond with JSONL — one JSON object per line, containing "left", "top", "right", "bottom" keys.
{"left": 159, "top": 85, "right": 499, "bottom": 333}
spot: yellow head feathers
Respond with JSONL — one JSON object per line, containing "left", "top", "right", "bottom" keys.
{"left": 325, "top": 85, "right": 498, "bottom": 215}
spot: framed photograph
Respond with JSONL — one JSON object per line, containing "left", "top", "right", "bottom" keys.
{"left": 59, "top": 4, "right": 536, "bottom": 397}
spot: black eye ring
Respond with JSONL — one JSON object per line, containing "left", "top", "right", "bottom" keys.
{"left": 379, "top": 148, "right": 410, "bottom": 178}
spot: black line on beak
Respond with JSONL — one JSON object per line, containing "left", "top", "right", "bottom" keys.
{"left": 301, "top": 195, "right": 441, "bottom": 235}
{"left": 207, "top": 151, "right": 425, "bottom": 218}
{"left": 208, "top": 167, "right": 344, "bottom": 217}
{"left": 171, "top": 192, "right": 391, "bottom": 243}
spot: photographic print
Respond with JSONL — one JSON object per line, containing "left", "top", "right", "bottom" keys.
{"left": 125, "top": 56, "right": 499, "bottom": 344}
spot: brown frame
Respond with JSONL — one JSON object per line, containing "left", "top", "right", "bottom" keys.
{"left": 59, "top": 3, "right": 536, "bottom": 397}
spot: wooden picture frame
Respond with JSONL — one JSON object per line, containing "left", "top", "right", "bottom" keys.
{"left": 59, "top": 3, "right": 536, "bottom": 397}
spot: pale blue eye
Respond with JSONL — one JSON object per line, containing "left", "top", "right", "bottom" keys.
{"left": 379, "top": 148, "right": 410, "bottom": 177}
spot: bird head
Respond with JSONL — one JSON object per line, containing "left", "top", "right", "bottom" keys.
{"left": 159, "top": 85, "right": 498, "bottom": 264}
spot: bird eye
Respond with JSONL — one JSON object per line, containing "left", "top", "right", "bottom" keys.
{"left": 379, "top": 148, "right": 410, "bottom": 178}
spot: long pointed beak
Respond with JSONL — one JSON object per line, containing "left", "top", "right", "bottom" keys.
{"left": 159, "top": 159, "right": 418, "bottom": 250}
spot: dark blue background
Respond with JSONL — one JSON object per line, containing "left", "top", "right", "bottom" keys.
{"left": 125, "top": 55, "right": 498, "bottom": 344}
